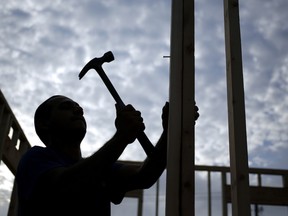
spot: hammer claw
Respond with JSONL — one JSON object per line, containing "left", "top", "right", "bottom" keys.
{"left": 79, "top": 59, "right": 94, "bottom": 80}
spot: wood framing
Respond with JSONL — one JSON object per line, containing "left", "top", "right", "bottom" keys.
{"left": 223, "top": 0, "right": 251, "bottom": 215}
{"left": 166, "top": 0, "right": 195, "bottom": 215}
{"left": 0, "top": 90, "right": 32, "bottom": 216}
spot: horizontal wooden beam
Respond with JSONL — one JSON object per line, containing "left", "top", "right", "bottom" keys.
{"left": 224, "top": 185, "right": 288, "bottom": 206}
{"left": 2, "top": 137, "right": 30, "bottom": 175}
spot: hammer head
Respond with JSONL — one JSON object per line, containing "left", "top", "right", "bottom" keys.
{"left": 79, "top": 51, "right": 114, "bottom": 80}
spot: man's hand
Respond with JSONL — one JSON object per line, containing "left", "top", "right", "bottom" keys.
{"left": 161, "top": 101, "right": 199, "bottom": 130}
{"left": 162, "top": 102, "right": 169, "bottom": 132}
{"left": 194, "top": 102, "right": 200, "bottom": 123}
{"left": 115, "top": 104, "right": 145, "bottom": 144}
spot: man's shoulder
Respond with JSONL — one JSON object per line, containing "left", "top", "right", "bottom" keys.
{"left": 25, "top": 145, "right": 46, "bottom": 155}
{"left": 16, "top": 145, "right": 70, "bottom": 189}
{"left": 19, "top": 145, "right": 52, "bottom": 163}
{"left": 19, "top": 145, "right": 44, "bottom": 161}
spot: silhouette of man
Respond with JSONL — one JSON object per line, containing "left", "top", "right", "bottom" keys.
{"left": 16, "top": 95, "right": 199, "bottom": 216}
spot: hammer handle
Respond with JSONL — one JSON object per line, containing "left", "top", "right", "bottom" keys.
{"left": 97, "top": 67, "right": 155, "bottom": 157}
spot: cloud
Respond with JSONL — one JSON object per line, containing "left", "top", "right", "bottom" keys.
{"left": 1, "top": 0, "right": 288, "bottom": 215}
{"left": 238, "top": 0, "right": 288, "bottom": 168}
{"left": 0, "top": 164, "right": 14, "bottom": 215}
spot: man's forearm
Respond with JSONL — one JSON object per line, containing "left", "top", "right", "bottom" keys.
{"left": 135, "top": 130, "right": 167, "bottom": 189}
{"left": 55, "top": 132, "right": 128, "bottom": 184}
{"left": 86, "top": 132, "right": 129, "bottom": 172}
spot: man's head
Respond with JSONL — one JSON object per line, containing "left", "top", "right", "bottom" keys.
{"left": 34, "top": 95, "right": 87, "bottom": 147}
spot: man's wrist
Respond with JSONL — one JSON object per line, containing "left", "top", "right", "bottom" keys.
{"left": 113, "top": 131, "right": 132, "bottom": 145}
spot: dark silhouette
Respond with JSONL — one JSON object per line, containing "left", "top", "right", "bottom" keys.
{"left": 16, "top": 95, "right": 199, "bottom": 216}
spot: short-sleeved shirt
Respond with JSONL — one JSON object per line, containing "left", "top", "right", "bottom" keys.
{"left": 16, "top": 146, "right": 122, "bottom": 216}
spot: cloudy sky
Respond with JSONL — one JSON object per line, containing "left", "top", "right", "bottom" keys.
{"left": 1, "top": 0, "right": 288, "bottom": 215}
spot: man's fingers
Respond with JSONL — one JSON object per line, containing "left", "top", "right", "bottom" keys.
{"left": 115, "top": 103, "right": 121, "bottom": 113}
{"left": 115, "top": 104, "right": 136, "bottom": 113}
{"left": 123, "top": 104, "right": 135, "bottom": 111}
{"left": 194, "top": 103, "right": 200, "bottom": 121}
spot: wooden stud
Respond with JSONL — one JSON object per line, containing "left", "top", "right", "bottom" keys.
{"left": 166, "top": 0, "right": 195, "bottom": 215}
{"left": 223, "top": 0, "right": 251, "bottom": 215}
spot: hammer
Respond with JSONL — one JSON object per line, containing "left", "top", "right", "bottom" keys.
{"left": 79, "top": 51, "right": 155, "bottom": 157}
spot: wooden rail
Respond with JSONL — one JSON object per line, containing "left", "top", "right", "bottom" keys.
{"left": 0, "top": 90, "right": 31, "bottom": 216}
{"left": 195, "top": 165, "right": 288, "bottom": 216}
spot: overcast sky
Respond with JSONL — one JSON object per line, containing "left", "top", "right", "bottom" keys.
{"left": 1, "top": 0, "right": 288, "bottom": 215}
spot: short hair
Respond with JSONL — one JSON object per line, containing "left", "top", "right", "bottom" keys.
{"left": 34, "top": 95, "right": 64, "bottom": 145}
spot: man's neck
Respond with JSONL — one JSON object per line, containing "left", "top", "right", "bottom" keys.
{"left": 62, "top": 146, "right": 82, "bottom": 161}
{"left": 49, "top": 139, "right": 82, "bottom": 161}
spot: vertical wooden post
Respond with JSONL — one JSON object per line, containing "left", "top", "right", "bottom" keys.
{"left": 207, "top": 172, "right": 212, "bottom": 216}
{"left": 221, "top": 172, "right": 228, "bottom": 216}
{"left": 155, "top": 180, "right": 159, "bottom": 216}
{"left": 223, "top": 0, "right": 251, "bottom": 216}
{"left": 165, "top": 0, "right": 195, "bottom": 215}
